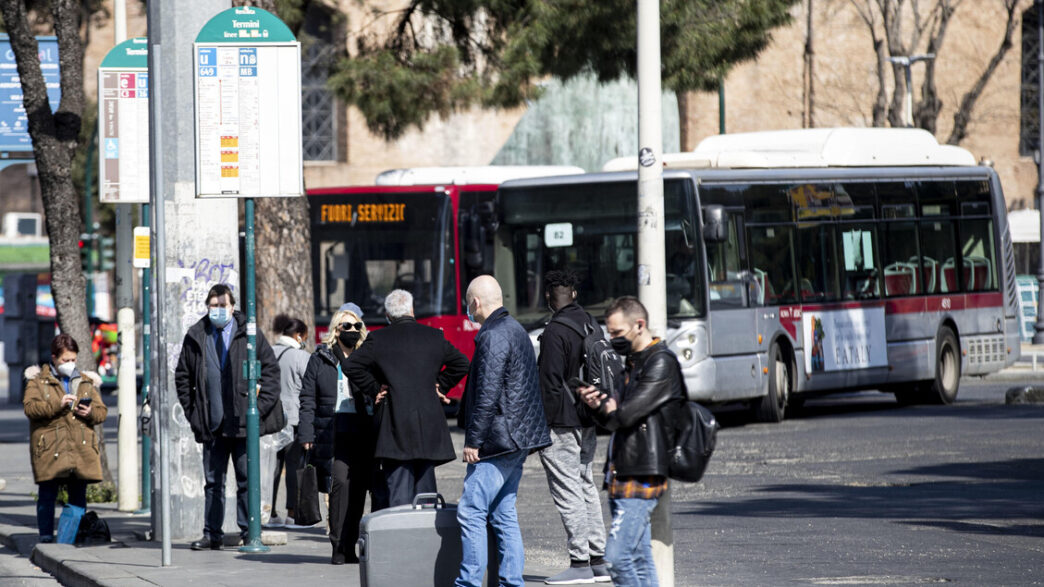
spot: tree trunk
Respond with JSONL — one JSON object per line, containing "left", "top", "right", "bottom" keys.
{"left": 1, "top": 0, "right": 113, "bottom": 483}
{"left": 803, "top": 0, "right": 815, "bottom": 128}
{"left": 871, "top": 37, "right": 889, "bottom": 126}
{"left": 255, "top": 197, "right": 316, "bottom": 345}
{"left": 946, "top": 0, "right": 1019, "bottom": 145}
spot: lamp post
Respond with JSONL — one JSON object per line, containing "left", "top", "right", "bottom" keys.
{"left": 1033, "top": 0, "right": 1044, "bottom": 344}
{"left": 886, "top": 54, "right": 935, "bottom": 127}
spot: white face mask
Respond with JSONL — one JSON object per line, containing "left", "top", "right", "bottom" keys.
{"left": 56, "top": 362, "right": 76, "bottom": 379}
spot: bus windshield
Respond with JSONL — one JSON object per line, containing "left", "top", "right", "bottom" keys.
{"left": 311, "top": 191, "right": 454, "bottom": 324}
{"left": 496, "top": 178, "right": 704, "bottom": 329}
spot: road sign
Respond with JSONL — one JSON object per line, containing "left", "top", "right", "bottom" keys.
{"left": 0, "top": 35, "right": 60, "bottom": 152}
{"left": 193, "top": 6, "right": 302, "bottom": 198}
{"left": 133, "top": 226, "right": 150, "bottom": 268}
{"left": 98, "top": 37, "right": 150, "bottom": 203}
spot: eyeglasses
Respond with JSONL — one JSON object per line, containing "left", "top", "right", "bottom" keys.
{"left": 338, "top": 322, "right": 364, "bottom": 331}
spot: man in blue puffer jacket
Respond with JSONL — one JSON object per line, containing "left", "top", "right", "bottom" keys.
{"left": 457, "top": 275, "right": 552, "bottom": 587}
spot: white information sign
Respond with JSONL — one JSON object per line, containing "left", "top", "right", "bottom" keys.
{"left": 802, "top": 307, "right": 887, "bottom": 374}
{"left": 98, "top": 38, "right": 150, "bottom": 203}
{"left": 193, "top": 8, "right": 302, "bottom": 198}
{"left": 544, "top": 222, "right": 574, "bottom": 248}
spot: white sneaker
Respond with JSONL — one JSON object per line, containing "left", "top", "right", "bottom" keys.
{"left": 265, "top": 514, "right": 286, "bottom": 528}
{"left": 285, "top": 516, "right": 317, "bottom": 529}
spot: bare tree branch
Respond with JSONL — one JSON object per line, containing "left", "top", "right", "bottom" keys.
{"left": 946, "top": 0, "right": 1020, "bottom": 144}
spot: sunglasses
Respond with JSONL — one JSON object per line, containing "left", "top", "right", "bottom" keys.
{"left": 338, "top": 322, "right": 364, "bottom": 331}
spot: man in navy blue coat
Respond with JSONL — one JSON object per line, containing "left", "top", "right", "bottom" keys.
{"left": 456, "top": 275, "right": 551, "bottom": 587}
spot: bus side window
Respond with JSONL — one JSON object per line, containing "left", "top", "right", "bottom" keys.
{"left": 880, "top": 221, "right": 920, "bottom": 297}
{"left": 920, "top": 220, "right": 959, "bottom": 293}
{"left": 796, "top": 223, "right": 841, "bottom": 302}
{"left": 839, "top": 224, "right": 880, "bottom": 300}
{"left": 748, "top": 225, "right": 797, "bottom": 306}
{"left": 959, "top": 219, "right": 997, "bottom": 291}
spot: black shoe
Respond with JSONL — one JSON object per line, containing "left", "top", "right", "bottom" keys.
{"left": 345, "top": 553, "right": 360, "bottom": 564}
{"left": 191, "top": 536, "right": 222, "bottom": 551}
{"left": 331, "top": 551, "right": 346, "bottom": 565}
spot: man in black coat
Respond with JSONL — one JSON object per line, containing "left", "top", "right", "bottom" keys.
{"left": 175, "top": 284, "right": 282, "bottom": 550}
{"left": 346, "top": 289, "right": 469, "bottom": 507}
{"left": 456, "top": 275, "right": 551, "bottom": 587}
{"left": 536, "top": 270, "right": 609, "bottom": 584}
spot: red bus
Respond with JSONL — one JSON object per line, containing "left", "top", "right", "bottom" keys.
{"left": 308, "top": 166, "right": 582, "bottom": 399}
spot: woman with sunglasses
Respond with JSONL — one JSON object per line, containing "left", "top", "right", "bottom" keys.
{"left": 298, "top": 304, "right": 375, "bottom": 564}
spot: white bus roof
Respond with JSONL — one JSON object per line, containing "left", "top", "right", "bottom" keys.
{"left": 375, "top": 165, "right": 586, "bottom": 186}
{"left": 602, "top": 127, "right": 978, "bottom": 171}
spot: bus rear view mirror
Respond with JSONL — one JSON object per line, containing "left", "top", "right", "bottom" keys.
{"left": 703, "top": 205, "right": 727, "bottom": 242}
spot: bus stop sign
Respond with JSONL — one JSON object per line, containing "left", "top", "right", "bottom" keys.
{"left": 98, "top": 37, "right": 150, "bottom": 203}
{"left": 193, "top": 6, "right": 303, "bottom": 199}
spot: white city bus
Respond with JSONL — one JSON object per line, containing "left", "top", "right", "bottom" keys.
{"left": 494, "top": 128, "right": 1020, "bottom": 421}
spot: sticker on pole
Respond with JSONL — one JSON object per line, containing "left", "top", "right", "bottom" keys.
{"left": 193, "top": 7, "right": 302, "bottom": 198}
{"left": 133, "top": 226, "right": 150, "bottom": 268}
{"left": 639, "top": 147, "right": 656, "bottom": 167}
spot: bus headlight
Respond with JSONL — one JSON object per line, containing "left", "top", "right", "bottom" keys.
{"left": 683, "top": 348, "right": 693, "bottom": 361}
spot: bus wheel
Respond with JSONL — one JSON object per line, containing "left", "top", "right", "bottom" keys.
{"left": 924, "top": 327, "right": 960, "bottom": 405}
{"left": 754, "top": 343, "right": 789, "bottom": 423}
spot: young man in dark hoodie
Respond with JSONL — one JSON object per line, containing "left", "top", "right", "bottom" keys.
{"left": 537, "top": 270, "right": 610, "bottom": 584}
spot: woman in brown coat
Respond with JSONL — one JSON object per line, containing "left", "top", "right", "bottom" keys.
{"left": 23, "top": 334, "right": 107, "bottom": 542}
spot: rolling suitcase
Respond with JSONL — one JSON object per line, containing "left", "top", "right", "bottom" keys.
{"left": 358, "top": 493, "right": 463, "bottom": 587}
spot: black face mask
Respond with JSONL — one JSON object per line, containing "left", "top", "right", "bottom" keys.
{"left": 610, "top": 336, "right": 632, "bottom": 356}
{"left": 338, "top": 331, "right": 361, "bottom": 348}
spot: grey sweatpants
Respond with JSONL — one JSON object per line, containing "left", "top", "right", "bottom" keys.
{"left": 538, "top": 426, "right": 607, "bottom": 562}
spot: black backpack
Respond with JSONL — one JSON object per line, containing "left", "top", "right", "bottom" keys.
{"left": 667, "top": 400, "right": 718, "bottom": 483}
{"left": 552, "top": 312, "right": 624, "bottom": 399}
{"left": 75, "top": 510, "right": 111, "bottom": 545}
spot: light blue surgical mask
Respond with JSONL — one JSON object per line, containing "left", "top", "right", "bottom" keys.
{"left": 209, "top": 307, "right": 232, "bottom": 328}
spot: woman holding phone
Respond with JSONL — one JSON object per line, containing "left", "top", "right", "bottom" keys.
{"left": 23, "top": 333, "right": 108, "bottom": 542}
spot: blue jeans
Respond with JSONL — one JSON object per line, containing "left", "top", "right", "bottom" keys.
{"left": 456, "top": 450, "right": 527, "bottom": 587}
{"left": 605, "top": 497, "right": 659, "bottom": 587}
{"left": 37, "top": 479, "right": 87, "bottom": 539}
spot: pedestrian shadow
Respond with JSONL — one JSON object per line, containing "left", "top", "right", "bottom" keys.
{"left": 679, "top": 457, "right": 1044, "bottom": 539}
{"left": 237, "top": 553, "right": 330, "bottom": 565}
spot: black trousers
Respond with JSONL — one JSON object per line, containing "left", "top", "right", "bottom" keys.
{"left": 381, "top": 458, "right": 438, "bottom": 509}
{"left": 203, "top": 435, "right": 249, "bottom": 540}
{"left": 328, "top": 413, "right": 376, "bottom": 555}
{"left": 272, "top": 426, "right": 303, "bottom": 515}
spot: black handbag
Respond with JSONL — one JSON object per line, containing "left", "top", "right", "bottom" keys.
{"left": 668, "top": 401, "right": 718, "bottom": 483}
{"left": 295, "top": 451, "right": 323, "bottom": 526}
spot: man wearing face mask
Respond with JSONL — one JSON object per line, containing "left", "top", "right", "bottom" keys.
{"left": 175, "top": 283, "right": 283, "bottom": 550}
{"left": 578, "top": 296, "right": 686, "bottom": 587}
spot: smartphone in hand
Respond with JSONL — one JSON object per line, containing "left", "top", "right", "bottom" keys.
{"left": 78, "top": 396, "right": 92, "bottom": 407}
{"left": 568, "top": 376, "right": 593, "bottom": 390}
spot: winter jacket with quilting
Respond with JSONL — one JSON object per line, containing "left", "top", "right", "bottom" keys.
{"left": 174, "top": 311, "right": 282, "bottom": 443}
{"left": 461, "top": 307, "right": 551, "bottom": 460}
{"left": 23, "top": 365, "right": 108, "bottom": 484}
{"left": 590, "top": 341, "right": 685, "bottom": 478}
{"left": 297, "top": 343, "right": 365, "bottom": 463}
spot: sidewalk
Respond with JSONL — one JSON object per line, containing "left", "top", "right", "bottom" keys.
{"left": 0, "top": 419, "right": 561, "bottom": 587}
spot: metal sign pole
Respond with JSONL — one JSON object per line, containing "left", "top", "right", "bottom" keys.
{"left": 146, "top": 29, "right": 171, "bottom": 563}
{"left": 136, "top": 205, "right": 152, "bottom": 515}
{"left": 240, "top": 197, "right": 268, "bottom": 553}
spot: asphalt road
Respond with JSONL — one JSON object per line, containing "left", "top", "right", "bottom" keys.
{"left": 1, "top": 378, "right": 1041, "bottom": 586}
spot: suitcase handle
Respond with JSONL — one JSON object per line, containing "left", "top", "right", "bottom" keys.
{"left": 411, "top": 492, "right": 445, "bottom": 510}
{"left": 356, "top": 537, "right": 366, "bottom": 561}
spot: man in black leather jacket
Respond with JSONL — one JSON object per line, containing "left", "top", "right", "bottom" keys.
{"left": 580, "top": 296, "right": 684, "bottom": 587}
{"left": 457, "top": 275, "right": 551, "bottom": 587}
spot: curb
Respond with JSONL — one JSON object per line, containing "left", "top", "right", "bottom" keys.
{"left": 30, "top": 543, "right": 154, "bottom": 587}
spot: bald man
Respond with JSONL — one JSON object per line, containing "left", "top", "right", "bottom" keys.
{"left": 456, "top": 275, "right": 551, "bottom": 587}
